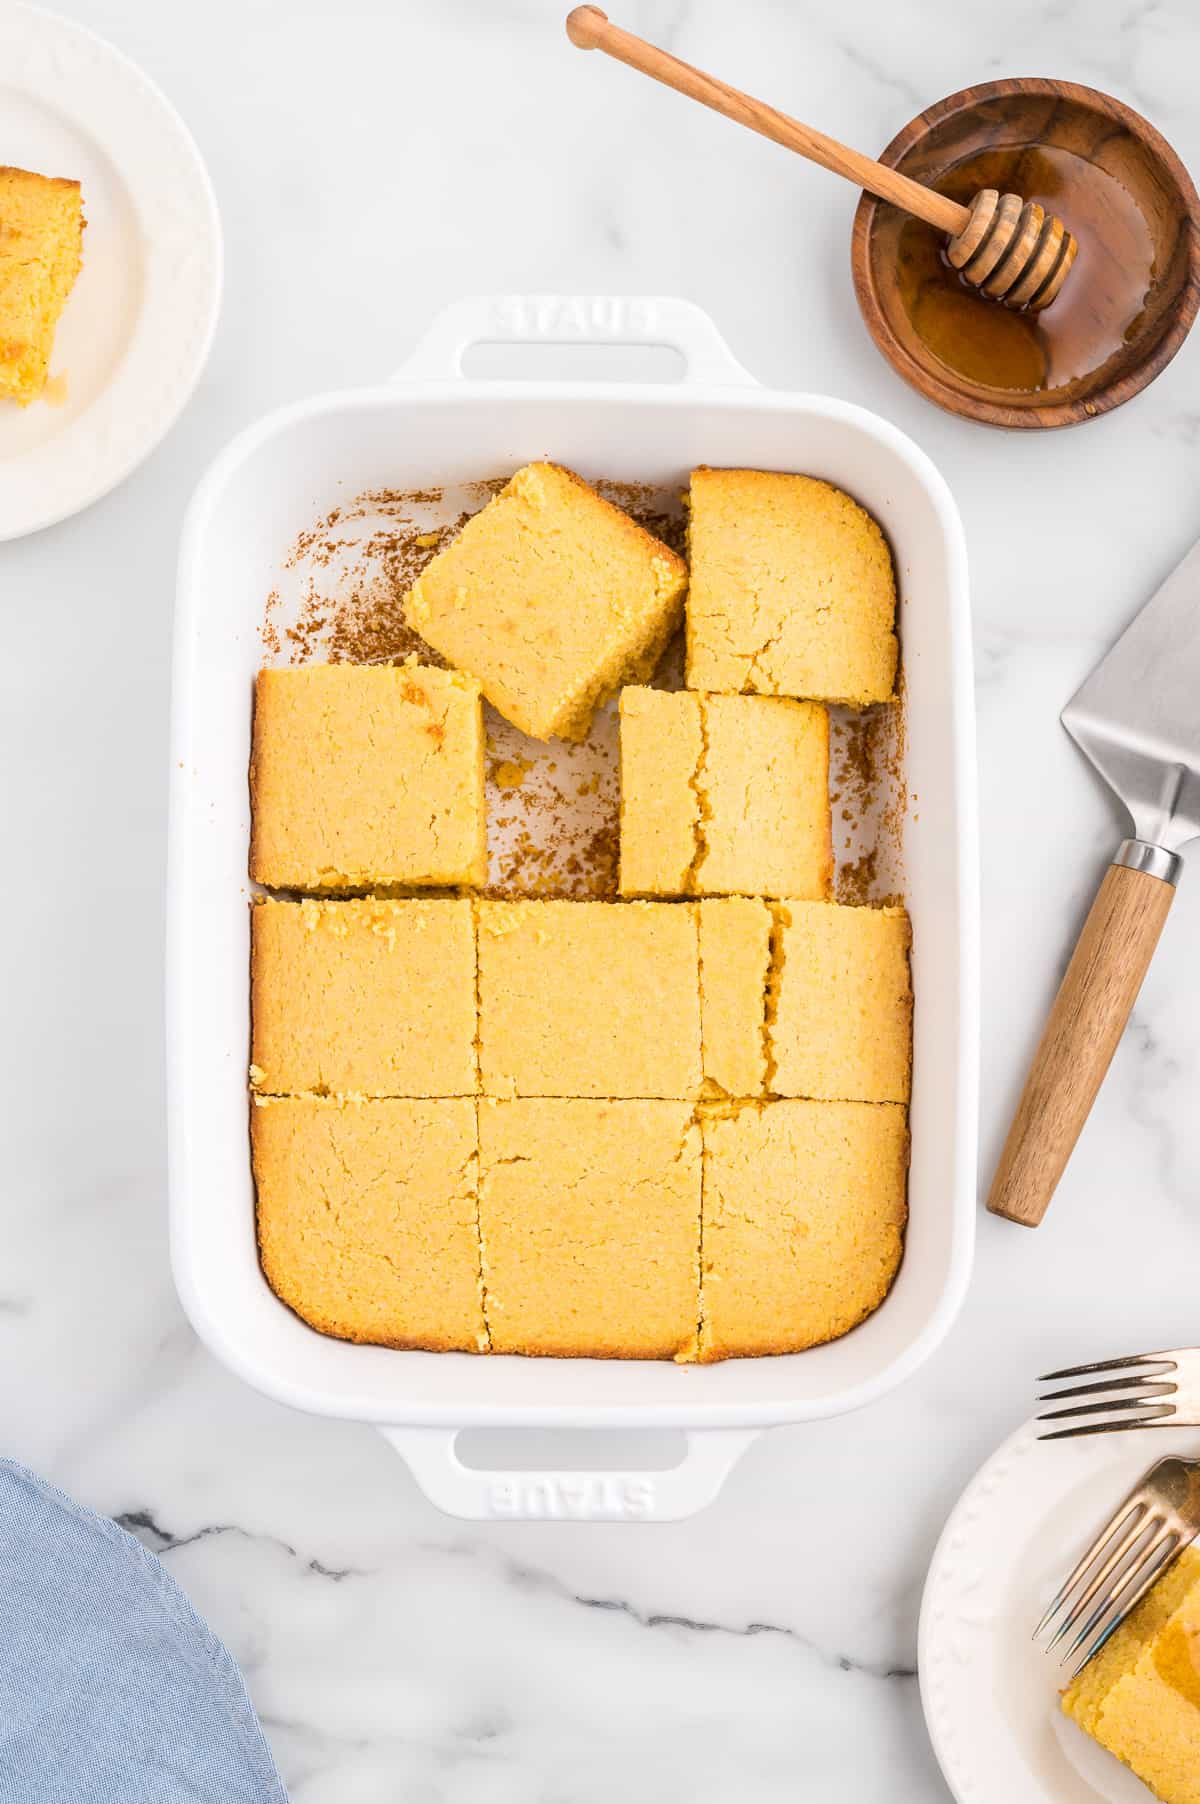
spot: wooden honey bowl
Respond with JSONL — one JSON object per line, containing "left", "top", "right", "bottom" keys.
{"left": 852, "top": 79, "right": 1200, "bottom": 429}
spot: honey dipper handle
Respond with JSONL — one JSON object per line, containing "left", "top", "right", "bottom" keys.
{"left": 566, "top": 7, "right": 970, "bottom": 236}
{"left": 987, "top": 855, "right": 1179, "bottom": 1229}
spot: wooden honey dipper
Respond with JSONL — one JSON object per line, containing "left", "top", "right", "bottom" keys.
{"left": 566, "top": 7, "right": 1078, "bottom": 312}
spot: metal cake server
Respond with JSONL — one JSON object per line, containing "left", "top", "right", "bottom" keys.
{"left": 989, "top": 534, "right": 1200, "bottom": 1227}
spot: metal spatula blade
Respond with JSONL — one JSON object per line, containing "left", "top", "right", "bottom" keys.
{"left": 1062, "top": 536, "right": 1200, "bottom": 853}
{"left": 988, "top": 534, "right": 1200, "bottom": 1228}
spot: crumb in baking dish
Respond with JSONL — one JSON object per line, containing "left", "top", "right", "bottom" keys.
{"left": 768, "top": 900, "right": 911, "bottom": 1103}
{"left": 684, "top": 468, "right": 898, "bottom": 707}
{"left": 249, "top": 663, "right": 486, "bottom": 891}
{"left": 0, "top": 167, "right": 84, "bottom": 406}
{"left": 698, "top": 897, "right": 772, "bottom": 1098}
{"left": 618, "top": 687, "right": 831, "bottom": 899}
{"left": 250, "top": 896, "right": 477, "bottom": 1097}
{"left": 478, "top": 1097, "right": 701, "bottom": 1359}
{"left": 252, "top": 1095, "right": 487, "bottom": 1351}
{"left": 476, "top": 898, "right": 701, "bottom": 1099}
{"left": 696, "top": 1099, "right": 908, "bottom": 1361}
{"left": 405, "top": 462, "right": 688, "bottom": 742}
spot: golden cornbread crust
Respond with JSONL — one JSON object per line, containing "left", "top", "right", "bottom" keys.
{"left": 685, "top": 468, "right": 899, "bottom": 707}
{"left": 252, "top": 1096, "right": 487, "bottom": 1351}
{"left": 699, "top": 897, "right": 772, "bottom": 1098}
{"left": 0, "top": 167, "right": 84, "bottom": 405}
{"left": 251, "top": 896, "right": 477, "bottom": 1098}
{"left": 697, "top": 1100, "right": 908, "bottom": 1362}
{"left": 405, "top": 462, "right": 688, "bottom": 742}
{"left": 768, "top": 901, "right": 912, "bottom": 1103}
{"left": 249, "top": 664, "right": 486, "bottom": 890}
{"left": 617, "top": 687, "right": 703, "bottom": 896}
{"left": 479, "top": 1098, "right": 701, "bottom": 1359}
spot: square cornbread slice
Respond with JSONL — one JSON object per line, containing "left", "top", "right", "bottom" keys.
{"left": 685, "top": 468, "right": 898, "bottom": 706}
{"left": 768, "top": 901, "right": 911, "bottom": 1102}
{"left": 479, "top": 1098, "right": 700, "bottom": 1358}
{"left": 1064, "top": 1549, "right": 1200, "bottom": 1740}
{"left": 405, "top": 463, "right": 688, "bottom": 742}
{"left": 250, "top": 896, "right": 477, "bottom": 1097}
{"left": 252, "top": 1096, "right": 486, "bottom": 1351}
{"left": 698, "top": 1100, "right": 907, "bottom": 1361}
{"left": 0, "top": 167, "right": 84, "bottom": 405}
{"left": 1064, "top": 1550, "right": 1200, "bottom": 1804}
{"left": 249, "top": 664, "right": 486, "bottom": 891}
{"left": 617, "top": 688, "right": 831, "bottom": 899}
{"left": 477, "top": 899, "right": 701, "bottom": 1098}
{"left": 699, "top": 897, "right": 771, "bottom": 1097}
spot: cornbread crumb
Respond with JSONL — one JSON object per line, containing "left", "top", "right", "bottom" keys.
{"left": 405, "top": 462, "right": 688, "bottom": 741}
{"left": 252, "top": 1096, "right": 486, "bottom": 1351}
{"left": 479, "top": 1098, "right": 700, "bottom": 1358}
{"left": 685, "top": 468, "right": 898, "bottom": 706}
{"left": 477, "top": 899, "right": 701, "bottom": 1098}
{"left": 699, "top": 898, "right": 771, "bottom": 1097}
{"left": 251, "top": 896, "right": 477, "bottom": 1097}
{"left": 0, "top": 167, "right": 84, "bottom": 406}
{"left": 769, "top": 901, "right": 912, "bottom": 1102}
{"left": 698, "top": 1100, "right": 907, "bottom": 1361}
{"left": 249, "top": 663, "right": 486, "bottom": 890}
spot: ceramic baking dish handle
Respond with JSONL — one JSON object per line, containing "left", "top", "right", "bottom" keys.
{"left": 380, "top": 1425, "right": 760, "bottom": 1522}
{"left": 393, "top": 294, "right": 758, "bottom": 388}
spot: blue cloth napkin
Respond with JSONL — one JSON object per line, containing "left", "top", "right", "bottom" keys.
{"left": 0, "top": 1460, "right": 287, "bottom": 1803}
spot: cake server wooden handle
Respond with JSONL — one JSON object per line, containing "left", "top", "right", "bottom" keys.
{"left": 564, "top": 7, "right": 969, "bottom": 237}
{"left": 987, "top": 848, "right": 1179, "bottom": 1228}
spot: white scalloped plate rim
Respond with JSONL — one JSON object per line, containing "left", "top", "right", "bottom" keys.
{"left": 0, "top": 1, "right": 221, "bottom": 539}
{"left": 919, "top": 1413, "right": 1200, "bottom": 1804}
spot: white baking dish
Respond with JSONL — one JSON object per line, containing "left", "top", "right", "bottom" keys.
{"left": 167, "top": 295, "right": 978, "bottom": 1521}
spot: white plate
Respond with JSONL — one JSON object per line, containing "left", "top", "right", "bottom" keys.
{"left": 921, "top": 1414, "right": 1200, "bottom": 1804}
{"left": 0, "top": 1, "right": 221, "bottom": 539}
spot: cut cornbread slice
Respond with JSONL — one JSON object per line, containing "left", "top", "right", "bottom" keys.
{"left": 618, "top": 686, "right": 702, "bottom": 895}
{"left": 768, "top": 901, "right": 911, "bottom": 1102}
{"left": 477, "top": 899, "right": 701, "bottom": 1098}
{"left": 699, "top": 897, "right": 771, "bottom": 1097}
{"left": 685, "top": 468, "right": 898, "bottom": 706}
{"left": 250, "top": 896, "right": 477, "bottom": 1097}
{"left": 697, "top": 1099, "right": 907, "bottom": 1361}
{"left": 1064, "top": 1549, "right": 1200, "bottom": 1740}
{"left": 252, "top": 1096, "right": 486, "bottom": 1351}
{"left": 0, "top": 167, "right": 84, "bottom": 405}
{"left": 1066, "top": 1551, "right": 1200, "bottom": 1804}
{"left": 617, "top": 688, "right": 831, "bottom": 899}
{"left": 479, "top": 1098, "right": 700, "bottom": 1358}
{"left": 405, "top": 462, "right": 688, "bottom": 742}
{"left": 249, "top": 663, "right": 486, "bottom": 891}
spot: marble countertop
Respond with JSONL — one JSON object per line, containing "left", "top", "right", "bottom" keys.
{"left": 7, "top": 1, "right": 1200, "bottom": 1797}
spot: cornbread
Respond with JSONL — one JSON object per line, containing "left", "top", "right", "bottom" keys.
{"left": 768, "top": 901, "right": 912, "bottom": 1103}
{"left": 479, "top": 1098, "right": 700, "bottom": 1358}
{"left": 249, "top": 664, "right": 486, "bottom": 890}
{"left": 618, "top": 688, "right": 832, "bottom": 899}
{"left": 250, "top": 897, "right": 477, "bottom": 1097}
{"left": 1063, "top": 1547, "right": 1200, "bottom": 1804}
{"left": 0, "top": 167, "right": 84, "bottom": 406}
{"left": 252, "top": 1096, "right": 486, "bottom": 1351}
{"left": 699, "top": 897, "right": 772, "bottom": 1097}
{"left": 405, "top": 462, "right": 688, "bottom": 742}
{"left": 685, "top": 468, "right": 899, "bottom": 706}
{"left": 698, "top": 1100, "right": 908, "bottom": 1361}
{"left": 477, "top": 899, "right": 701, "bottom": 1098}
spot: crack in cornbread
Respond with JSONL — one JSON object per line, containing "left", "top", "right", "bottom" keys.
{"left": 698, "top": 898, "right": 773, "bottom": 1099}
{"left": 0, "top": 167, "right": 84, "bottom": 406}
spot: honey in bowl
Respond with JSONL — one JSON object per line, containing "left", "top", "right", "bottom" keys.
{"left": 896, "top": 143, "right": 1158, "bottom": 394}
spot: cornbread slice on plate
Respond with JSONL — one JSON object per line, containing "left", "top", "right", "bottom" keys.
{"left": 0, "top": 167, "right": 84, "bottom": 406}
{"left": 1062, "top": 1546, "right": 1200, "bottom": 1804}
{"left": 405, "top": 462, "right": 688, "bottom": 742}
{"left": 252, "top": 1096, "right": 486, "bottom": 1351}
{"left": 698, "top": 897, "right": 772, "bottom": 1098}
{"left": 249, "top": 664, "right": 486, "bottom": 891}
{"left": 685, "top": 468, "right": 898, "bottom": 707}
{"left": 768, "top": 901, "right": 912, "bottom": 1103}
{"left": 476, "top": 899, "right": 701, "bottom": 1099}
{"left": 479, "top": 1098, "right": 701, "bottom": 1359}
{"left": 250, "top": 897, "right": 477, "bottom": 1098}
{"left": 617, "top": 688, "right": 832, "bottom": 899}
{"left": 697, "top": 1099, "right": 908, "bottom": 1361}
